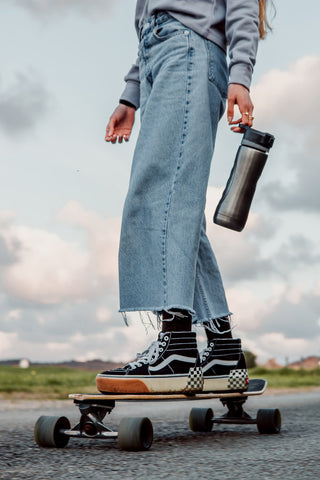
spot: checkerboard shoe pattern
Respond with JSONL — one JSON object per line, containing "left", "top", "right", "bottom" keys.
{"left": 227, "top": 369, "right": 249, "bottom": 390}
{"left": 185, "top": 366, "right": 203, "bottom": 393}
{"left": 96, "top": 331, "right": 199, "bottom": 394}
{"left": 200, "top": 338, "right": 249, "bottom": 392}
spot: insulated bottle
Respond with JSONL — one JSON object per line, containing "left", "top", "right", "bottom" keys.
{"left": 214, "top": 125, "right": 275, "bottom": 232}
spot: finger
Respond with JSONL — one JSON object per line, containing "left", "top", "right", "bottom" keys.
{"left": 240, "top": 111, "right": 250, "bottom": 126}
{"left": 118, "top": 135, "right": 123, "bottom": 144}
{"left": 239, "top": 97, "right": 254, "bottom": 125}
{"left": 227, "top": 97, "right": 235, "bottom": 124}
{"left": 119, "top": 129, "right": 132, "bottom": 143}
{"left": 110, "top": 134, "right": 118, "bottom": 144}
{"left": 105, "top": 118, "right": 116, "bottom": 141}
{"left": 106, "top": 130, "right": 114, "bottom": 141}
{"left": 240, "top": 110, "right": 255, "bottom": 127}
{"left": 229, "top": 116, "right": 242, "bottom": 125}
{"left": 231, "top": 125, "right": 245, "bottom": 133}
{"left": 248, "top": 108, "right": 254, "bottom": 128}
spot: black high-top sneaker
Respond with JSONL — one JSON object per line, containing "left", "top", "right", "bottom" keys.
{"left": 200, "top": 338, "right": 249, "bottom": 392}
{"left": 96, "top": 331, "right": 202, "bottom": 394}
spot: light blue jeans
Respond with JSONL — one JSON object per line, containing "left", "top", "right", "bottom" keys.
{"left": 119, "top": 13, "right": 231, "bottom": 323}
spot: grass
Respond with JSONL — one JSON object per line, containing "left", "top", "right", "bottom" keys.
{"left": 0, "top": 365, "right": 319, "bottom": 400}
{"left": 250, "top": 367, "right": 320, "bottom": 389}
{"left": 0, "top": 366, "right": 97, "bottom": 399}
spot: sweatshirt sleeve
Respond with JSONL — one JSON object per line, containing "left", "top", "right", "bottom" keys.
{"left": 119, "top": 0, "right": 146, "bottom": 110}
{"left": 225, "top": 0, "right": 260, "bottom": 90}
{"left": 119, "top": 59, "right": 140, "bottom": 109}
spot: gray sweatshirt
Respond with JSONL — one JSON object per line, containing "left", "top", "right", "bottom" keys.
{"left": 121, "top": 0, "right": 260, "bottom": 109}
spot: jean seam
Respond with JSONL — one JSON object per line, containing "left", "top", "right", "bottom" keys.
{"left": 196, "top": 270, "right": 211, "bottom": 318}
{"left": 161, "top": 33, "right": 194, "bottom": 306}
{"left": 153, "top": 27, "right": 189, "bottom": 42}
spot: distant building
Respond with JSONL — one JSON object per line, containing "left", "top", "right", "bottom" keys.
{"left": 263, "top": 358, "right": 282, "bottom": 370}
{"left": 19, "top": 358, "right": 30, "bottom": 369}
{"left": 288, "top": 356, "right": 320, "bottom": 370}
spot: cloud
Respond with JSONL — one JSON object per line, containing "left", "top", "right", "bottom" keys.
{"left": 0, "top": 202, "right": 120, "bottom": 305}
{"left": 57, "top": 201, "right": 120, "bottom": 280}
{"left": 0, "top": 311, "right": 156, "bottom": 363}
{"left": 253, "top": 55, "right": 320, "bottom": 128}
{"left": 10, "top": 0, "right": 115, "bottom": 20}
{"left": 229, "top": 280, "right": 320, "bottom": 363}
{"left": 205, "top": 187, "right": 319, "bottom": 285}
{"left": 243, "top": 332, "right": 320, "bottom": 365}
{"left": 252, "top": 55, "right": 320, "bottom": 211}
{"left": 0, "top": 72, "right": 51, "bottom": 137}
{"left": 205, "top": 187, "right": 276, "bottom": 284}
{"left": 272, "top": 235, "right": 320, "bottom": 273}
{"left": 256, "top": 292, "right": 320, "bottom": 340}
{"left": 261, "top": 145, "right": 320, "bottom": 211}
{"left": 0, "top": 237, "right": 16, "bottom": 266}
{"left": 0, "top": 195, "right": 319, "bottom": 364}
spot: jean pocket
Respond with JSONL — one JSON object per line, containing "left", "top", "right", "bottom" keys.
{"left": 206, "top": 40, "right": 228, "bottom": 99}
{"left": 153, "top": 19, "right": 188, "bottom": 41}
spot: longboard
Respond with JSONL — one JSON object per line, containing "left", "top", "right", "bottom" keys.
{"left": 69, "top": 378, "right": 266, "bottom": 402}
{"left": 34, "top": 378, "right": 281, "bottom": 451}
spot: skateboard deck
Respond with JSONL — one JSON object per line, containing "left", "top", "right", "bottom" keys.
{"left": 34, "top": 378, "right": 281, "bottom": 451}
{"left": 69, "top": 378, "right": 266, "bottom": 402}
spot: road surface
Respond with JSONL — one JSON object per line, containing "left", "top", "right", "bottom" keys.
{"left": 0, "top": 389, "right": 319, "bottom": 480}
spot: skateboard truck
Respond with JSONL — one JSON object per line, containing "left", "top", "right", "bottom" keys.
{"left": 219, "top": 396, "right": 252, "bottom": 420}
{"left": 77, "top": 401, "right": 116, "bottom": 438}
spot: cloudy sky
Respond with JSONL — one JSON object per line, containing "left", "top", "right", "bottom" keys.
{"left": 1, "top": 0, "right": 319, "bottom": 365}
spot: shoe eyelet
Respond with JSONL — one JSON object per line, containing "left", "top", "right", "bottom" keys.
{"left": 164, "top": 336, "right": 169, "bottom": 341}
{"left": 210, "top": 342, "right": 214, "bottom": 347}
{"left": 159, "top": 348, "right": 163, "bottom": 352}
{"left": 161, "top": 342, "right": 166, "bottom": 346}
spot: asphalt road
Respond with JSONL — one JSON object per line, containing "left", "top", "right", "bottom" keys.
{"left": 0, "top": 390, "right": 319, "bottom": 480}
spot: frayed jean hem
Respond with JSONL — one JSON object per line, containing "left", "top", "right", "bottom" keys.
{"left": 119, "top": 308, "right": 232, "bottom": 330}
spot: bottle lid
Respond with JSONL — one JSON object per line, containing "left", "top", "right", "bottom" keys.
{"left": 239, "top": 124, "right": 275, "bottom": 152}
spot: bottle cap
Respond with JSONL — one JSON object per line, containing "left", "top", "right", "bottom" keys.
{"left": 239, "top": 124, "right": 275, "bottom": 152}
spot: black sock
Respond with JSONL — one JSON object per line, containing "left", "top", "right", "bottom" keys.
{"left": 204, "top": 316, "right": 233, "bottom": 341}
{"left": 161, "top": 309, "right": 192, "bottom": 333}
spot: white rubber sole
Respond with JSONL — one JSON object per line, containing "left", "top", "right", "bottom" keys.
{"left": 203, "top": 369, "right": 249, "bottom": 392}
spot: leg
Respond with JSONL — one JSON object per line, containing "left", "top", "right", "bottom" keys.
{"left": 119, "top": 16, "right": 227, "bottom": 316}
{"left": 193, "top": 215, "right": 231, "bottom": 323}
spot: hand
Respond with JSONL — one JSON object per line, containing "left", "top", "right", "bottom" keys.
{"left": 105, "top": 104, "right": 136, "bottom": 144}
{"left": 227, "top": 84, "right": 254, "bottom": 133}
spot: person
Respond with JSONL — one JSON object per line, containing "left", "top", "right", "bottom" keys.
{"left": 96, "top": 0, "right": 271, "bottom": 394}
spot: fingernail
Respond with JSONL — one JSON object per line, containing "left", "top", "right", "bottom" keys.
{"left": 228, "top": 116, "right": 232, "bottom": 123}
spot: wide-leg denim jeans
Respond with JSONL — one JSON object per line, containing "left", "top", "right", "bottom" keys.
{"left": 119, "top": 13, "right": 231, "bottom": 323}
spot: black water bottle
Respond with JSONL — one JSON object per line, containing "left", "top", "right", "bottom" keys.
{"left": 214, "top": 125, "right": 275, "bottom": 232}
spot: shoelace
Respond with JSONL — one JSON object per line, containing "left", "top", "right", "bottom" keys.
{"left": 127, "top": 333, "right": 168, "bottom": 369}
{"left": 205, "top": 318, "right": 232, "bottom": 335}
{"left": 200, "top": 342, "right": 214, "bottom": 362}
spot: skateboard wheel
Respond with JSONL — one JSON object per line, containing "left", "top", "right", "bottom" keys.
{"left": 118, "top": 417, "right": 153, "bottom": 451}
{"left": 257, "top": 409, "right": 281, "bottom": 434}
{"left": 189, "top": 408, "right": 213, "bottom": 432}
{"left": 34, "top": 415, "right": 71, "bottom": 448}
